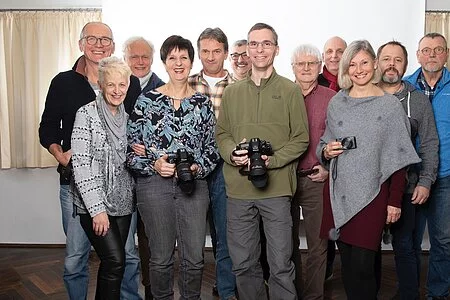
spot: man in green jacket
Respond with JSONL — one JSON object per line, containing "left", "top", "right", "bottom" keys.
{"left": 216, "top": 22, "right": 309, "bottom": 300}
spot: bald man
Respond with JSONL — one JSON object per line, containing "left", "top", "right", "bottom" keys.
{"left": 318, "top": 36, "right": 347, "bottom": 92}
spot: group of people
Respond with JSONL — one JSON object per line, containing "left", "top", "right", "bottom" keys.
{"left": 38, "top": 20, "right": 450, "bottom": 300}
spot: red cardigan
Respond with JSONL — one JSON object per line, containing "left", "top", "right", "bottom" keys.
{"left": 320, "top": 168, "right": 406, "bottom": 251}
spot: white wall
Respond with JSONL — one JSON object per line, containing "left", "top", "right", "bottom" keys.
{"left": 0, "top": 0, "right": 445, "bottom": 244}
{"left": 427, "top": 0, "right": 450, "bottom": 10}
{"left": 1, "top": 0, "right": 447, "bottom": 11}
{"left": 0, "top": 168, "right": 65, "bottom": 244}
{"left": 103, "top": 0, "right": 426, "bottom": 82}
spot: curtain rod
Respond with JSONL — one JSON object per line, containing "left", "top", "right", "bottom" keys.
{"left": 426, "top": 10, "right": 450, "bottom": 13}
{"left": 0, "top": 8, "right": 101, "bottom": 12}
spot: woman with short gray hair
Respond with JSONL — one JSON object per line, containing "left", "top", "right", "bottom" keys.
{"left": 71, "top": 56, "right": 135, "bottom": 300}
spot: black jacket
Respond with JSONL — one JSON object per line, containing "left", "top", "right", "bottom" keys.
{"left": 38, "top": 56, "right": 141, "bottom": 182}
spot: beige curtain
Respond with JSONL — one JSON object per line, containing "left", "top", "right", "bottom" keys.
{"left": 425, "top": 11, "right": 450, "bottom": 67}
{"left": 0, "top": 10, "right": 102, "bottom": 169}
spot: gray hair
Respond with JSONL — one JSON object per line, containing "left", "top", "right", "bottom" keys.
{"left": 197, "top": 27, "right": 229, "bottom": 52}
{"left": 418, "top": 32, "right": 448, "bottom": 49}
{"left": 338, "top": 40, "right": 380, "bottom": 90}
{"left": 291, "top": 44, "right": 322, "bottom": 64}
{"left": 122, "top": 36, "right": 155, "bottom": 58}
{"left": 98, "top": 56, "right": 131, "bottom": 85}
{"left": 233, "top": 39, "right": 247, "bottom": 47}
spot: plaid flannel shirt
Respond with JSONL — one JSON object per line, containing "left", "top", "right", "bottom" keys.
{"left": 418, "top": 71, "right": 438, "bottom": 102}
{"left": 188, "top": 70, "right": 235, "bottom": 118}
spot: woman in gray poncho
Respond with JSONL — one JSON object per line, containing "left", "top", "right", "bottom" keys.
{"left": 317, "top": 40, "right": 421, "bottom": 300}
{"left": 70, "top": 57, "right": 135, "bottom": 299}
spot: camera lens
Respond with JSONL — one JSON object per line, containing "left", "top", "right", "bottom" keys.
{"left": 342, "top": 137, "right": 352, "bottom": 149}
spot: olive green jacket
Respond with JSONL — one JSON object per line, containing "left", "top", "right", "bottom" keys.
{"left": 216, "top": 70, "right": 309, "bottom": 199}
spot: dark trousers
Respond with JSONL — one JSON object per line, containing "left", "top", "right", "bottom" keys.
{"left": 327, "top": 240, "right": 336, "bottom": 272}
{"left": 80, "top": 213, "right": 131, "bottom": 300}
{"left": 137, "top": 212, "right": 151, "bottom": 286}
{"left": 390, "top": 193, "right": 422, "bottom": 300}
{"left": 337, "top": 241, "right": 377, "bottom": 300}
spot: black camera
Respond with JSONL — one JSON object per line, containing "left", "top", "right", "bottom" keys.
{"left": 336, "top": 136, "right": 357, "bottom": 150}
{"left": 57, "top": 159, "right": 73, "bottom": 181}
{"left": 167, "top": 148, "right": 195, "bottom": 194}
{"left": 235, "top": 138, "right": 273, "bottom": 188}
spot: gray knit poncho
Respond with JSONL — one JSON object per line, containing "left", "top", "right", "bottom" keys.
{"left": 317, "top": 90, "right": 421, "bottom": 232}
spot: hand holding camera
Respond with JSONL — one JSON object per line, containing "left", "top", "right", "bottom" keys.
{"left": 336, "top": 136, "right": 357, "bottom": 150}
{"left": 234, "top": 137, "right": 273, "bottom": 188}
{"left": 155, "top": 154, "right": 177, "bottom": 177}
{"left": 323, "top": 136, "right": 357, "bottom": 160}
{"left": 166, "top": 148, "right": 196, "bottom": 195}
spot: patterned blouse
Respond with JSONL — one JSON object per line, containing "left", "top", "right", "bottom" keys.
{"left": 70, "top": 98, "right": 135, "bottom": 217}
{"left": 127, "top": 91, "right": 219, "bottom": 178}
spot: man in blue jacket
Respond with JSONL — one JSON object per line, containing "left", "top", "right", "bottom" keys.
{"left": 405, "top": 32, "right": 450, "bottom": 300}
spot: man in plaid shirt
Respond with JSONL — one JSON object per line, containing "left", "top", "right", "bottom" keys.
{"left": 188, "top": 27, "right": 237, "bottom": 300}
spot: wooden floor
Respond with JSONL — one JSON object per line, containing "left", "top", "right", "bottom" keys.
{"left": 0, "top": 246, "right": 431, "bottom": 300}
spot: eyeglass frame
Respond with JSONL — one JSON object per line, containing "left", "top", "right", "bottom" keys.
{"left": 419, "top": 46, "right": 447, "bottom": 56}
{"left": 248, "top": 40, "right": 277, "bottom": 49}
{"left": 230, "top": 51, "right": 249, "bottom": 61}
{"left": 292, "top": 61, "right": 322, "bottom": 69}
{"left": 82, "top": 35, "right": 113, "bottom": 46}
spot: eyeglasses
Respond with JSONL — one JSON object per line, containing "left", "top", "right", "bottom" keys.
{"left": 420, "top": 46, "right": 446, "bottom": 56}
{"left": 230, "top": 52, "right": 249, "bottom": 61}
{"left": 248, "top": 40, "right": 277, "bottom": 49}
{"left": 292, "top": 61, "right": 321, "bottom": 69}
{"left": 82, "top": 35, "right": 113, "bottom": 46}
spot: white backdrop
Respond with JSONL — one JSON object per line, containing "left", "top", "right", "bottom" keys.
{"left": 0, "top": 0, "right": 427, "bottom": 244}
{"left": 104, "top": 0, "right": 426, "bottom": 82}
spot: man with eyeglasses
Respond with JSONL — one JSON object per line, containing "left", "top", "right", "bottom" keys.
{"left": 375, "top": 40, "right": 439, "bottom": 300}
{"left": 123, "top": 36, "right": 164, "bottom": 300}
{"left": 216, "top": 23, "right": 309, "bottom": 300}
{"left": 290, "top": 44, "right": 336, "bottom": 300}
{"left": 229, "top": 39, "right": 251, "bottom": 81}
{"left": 404, "top": 32, "right": 450, "bottom": 300}
{"left": 318, "top": 36, "right": 347, "bottom": 92}
{"left": 188, "top": 27, "right": 237, "bottom": 300}
{"left": 39, "top": 22, "right": 142, "bottom": 300}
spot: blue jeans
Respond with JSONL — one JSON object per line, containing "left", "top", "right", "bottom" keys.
{"left": 136, "top": 176, "right": 209, "bottom": 299}
{"left": 61, "top": 185, "right": 142, "bottom": 300}
{"left": 60, "top": 184, "right": 91, "bottom": 300}
{"left": 391, "top": 193, "right": 422, "bottom": 300}
{"left": 419, "top": 176, "right": 450, "bottom": 298}
{"left": 207, "top": 160, "right": 236, "bottom": 299}
{"left": 121, "top": 211, "right": 142, "bottom": 300}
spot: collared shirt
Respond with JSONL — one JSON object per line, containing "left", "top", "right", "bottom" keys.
{"left": 417, "top": 71, "right": 440, "bottom": 102}
{"left": 126, "top": 91, "right": 219, "bottom": 178}
{"left": 297, "top": 85, "right": 336, "bottom": 170}
{"left": 138, "top": 71, "right": 153, "bottom": 90}
{"left": 188, "top": 70, "right": 235, "bottom": 118}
